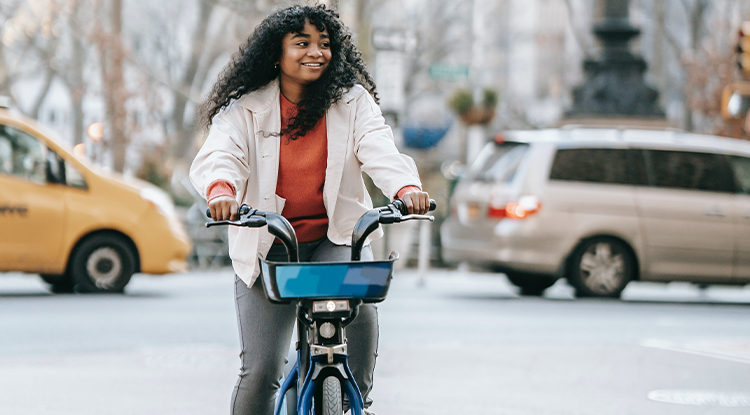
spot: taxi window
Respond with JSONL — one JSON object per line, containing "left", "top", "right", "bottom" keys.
{"left": 65, "top": 160, "right": 88, "bottom": 189}
{"left": 0, "top": 124, "right": 47, "bottom": 184}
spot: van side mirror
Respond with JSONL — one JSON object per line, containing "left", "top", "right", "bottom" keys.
{"left": 721, "top": 83, "right": 750, "bottom": 120}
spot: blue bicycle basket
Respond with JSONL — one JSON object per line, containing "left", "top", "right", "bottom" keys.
{"left": 259, "top": 252, "right": 398, "bottom": 303}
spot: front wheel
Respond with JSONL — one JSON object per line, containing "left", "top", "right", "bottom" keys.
{"left": 70, "top": 234, "right": 136, "bottom": 293}
{"left": 40, "top": 273, "right": 74, "bottom": 293}
{"left": 568, "top": 237, "right": 634, "bottom": 298}
{"left": 316, "top": 375, "right": 343, "bottom": 415}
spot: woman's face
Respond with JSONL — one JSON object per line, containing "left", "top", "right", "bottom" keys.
{"left": 278, "top": 20, "right": 332, "bottom": 90}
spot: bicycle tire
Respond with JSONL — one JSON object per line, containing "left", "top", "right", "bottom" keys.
{"left": 320, "top": 375, "right": 343, "bottom": 415}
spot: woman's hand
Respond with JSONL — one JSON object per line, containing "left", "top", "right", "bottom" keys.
{"left": 208, "top": 196, "right": 239, "bottom": 221}
{"left": 400, "top": 191, "right": 431, "bottom": 215}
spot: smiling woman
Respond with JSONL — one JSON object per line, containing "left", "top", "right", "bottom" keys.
{"left": 190, "top": 4, "right": 431, "bottom": 415}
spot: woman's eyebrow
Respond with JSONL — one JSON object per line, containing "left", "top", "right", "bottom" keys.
{"left": 291, "top": 32, "right": 310, "bottom": 39}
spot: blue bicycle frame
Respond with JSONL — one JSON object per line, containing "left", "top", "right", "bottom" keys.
{"left": 264, "top": 253, "right": 399, "bottom": 415}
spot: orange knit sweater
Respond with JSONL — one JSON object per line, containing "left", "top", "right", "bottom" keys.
{"left": 274, "top": 93, "right": 329, "bottom": 242}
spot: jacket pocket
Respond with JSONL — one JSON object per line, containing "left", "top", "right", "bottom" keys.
{"left": 275, "top": 194, "right": 286, "bottom": 214}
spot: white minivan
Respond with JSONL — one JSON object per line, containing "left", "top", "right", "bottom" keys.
{"left": 441, "top": 127, "right": 750, "bottom": 297}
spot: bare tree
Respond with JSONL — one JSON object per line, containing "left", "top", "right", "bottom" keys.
{"left": 399, "top": 0, "right": 473, "bottom": 113}
{"left": 658, "top": 0, "right": 750, "bottom": 136}
{"left": 89, "top": 0, "right": 130, "bottom": 172}
{"left": 0, "top": 0, "right": 66, "bottom": 116}
{"left": 129, "top": 0, "right": 286, "bottom": 170}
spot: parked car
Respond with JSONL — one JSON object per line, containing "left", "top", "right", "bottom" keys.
{"left": 441, "top": 126, "right": 750, "bottom": 297}
{"left": 0, "top": 103, "right": 191, "bottom": 293}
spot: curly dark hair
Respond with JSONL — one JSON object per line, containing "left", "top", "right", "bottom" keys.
{"left": 198, "top": 4, "right": 378, "bottom": 140}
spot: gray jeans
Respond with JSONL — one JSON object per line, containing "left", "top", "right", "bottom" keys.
{"left": 231, "top": 238, "right": 378, "bottom": 415}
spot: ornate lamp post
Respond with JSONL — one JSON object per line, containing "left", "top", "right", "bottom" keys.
{"left": 567, "top": 0, "right": 664, "bottom": 119}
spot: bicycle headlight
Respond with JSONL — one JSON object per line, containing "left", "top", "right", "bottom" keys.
{"left": 319, "top": 322, "right": 336, "bottom": 339}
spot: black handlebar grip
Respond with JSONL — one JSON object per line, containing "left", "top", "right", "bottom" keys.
{"left": 205, "top": 204, "right": 250, "bottom": 220}
{"left": 393, "top": 199, "right": 437, "bottom": 215}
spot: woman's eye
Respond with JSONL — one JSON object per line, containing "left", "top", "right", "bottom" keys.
{"left": 297, "top": 42, "right": 308, "bottom": 47}
{"left": 321, "top": 42, "right": 330, "bottom": 48}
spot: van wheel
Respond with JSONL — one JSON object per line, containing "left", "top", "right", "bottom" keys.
{"left": 70, "top": 234, "right": 136, "bottom": 293}
{"left": 568, "top": 238, "right": 633, "bottom": 298}
{"left": 505, "top": 272, "right": 557, "bottom": 296}
{"left": 40, "top": 273, "right": 74, "bottom": 293}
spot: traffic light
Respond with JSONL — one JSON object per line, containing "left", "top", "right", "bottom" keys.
{"left": 738, "top": 21, "right": 750, "bottom": 77}
{"left": 721, "top": 83, "right": 750, "bottom": 120}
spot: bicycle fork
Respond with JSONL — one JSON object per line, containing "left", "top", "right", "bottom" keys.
{"left": 273, "top": 306, "right": 366, "bottom": 415}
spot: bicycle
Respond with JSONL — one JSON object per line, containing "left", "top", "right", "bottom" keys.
{"left": 206, "top": 199, "right": 436, "bottom": 415}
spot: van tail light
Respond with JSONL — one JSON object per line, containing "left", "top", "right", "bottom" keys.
{"left": 487, "top": 195, "right": 541, "bottom": 219}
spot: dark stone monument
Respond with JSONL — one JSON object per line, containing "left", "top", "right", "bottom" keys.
{"left": 567, "top": 0, "right": 665, "bottom": 119}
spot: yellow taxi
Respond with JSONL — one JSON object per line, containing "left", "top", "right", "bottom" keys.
{"left": 0, "top": 103, "right": 191, "bottom": 293}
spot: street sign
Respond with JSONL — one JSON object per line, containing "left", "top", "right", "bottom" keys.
{"left": 372, "top": 28, "right": 416, "bottom": 52}
{"left": 428, "top": 64, "right": 470, "bottom": 81}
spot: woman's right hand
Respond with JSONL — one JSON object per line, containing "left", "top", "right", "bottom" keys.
{"left": 208, "top": 196, "right": 238, "bottom": 221}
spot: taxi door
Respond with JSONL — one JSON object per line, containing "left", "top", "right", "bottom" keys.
{"left": 0, "top": 124, "right": 66, "bottom": 273}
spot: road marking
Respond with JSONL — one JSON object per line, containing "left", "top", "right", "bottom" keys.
{"left": 648, "top": 390, "right": 750, "bottom": 407}
{"left": 641, "top": 339, "right": 750, "bottom": 365}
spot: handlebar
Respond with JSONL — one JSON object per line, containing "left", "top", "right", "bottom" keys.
{"left": 350, "top": 198, "right": 436, "bottom": 261}
{"left": 205, "top": 205, "right": 299, "bottom": 262}
{"left": 205, "top": 198, "right": 437, "bottom": 262}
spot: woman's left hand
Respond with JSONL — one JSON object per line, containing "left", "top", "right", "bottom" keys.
{"left": 401, "top": 190, "right": 431, "bottom": 215}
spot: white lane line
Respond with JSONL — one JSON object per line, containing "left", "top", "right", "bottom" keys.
{"left": 641, "top": 339, "right": 750, "bottom": 365}
{"left": 648, "top": 390, "right": 750, "bottom": 407}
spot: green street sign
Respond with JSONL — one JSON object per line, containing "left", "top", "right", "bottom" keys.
{"left": 429, "top": 64, "right": 469, "bottom": 81}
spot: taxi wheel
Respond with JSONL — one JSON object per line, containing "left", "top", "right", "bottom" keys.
{"left": 40, "top": 273, "right": 75, "bottom": 293}
{"left": 70, "top": 234, "right": 136, "bottom": 293}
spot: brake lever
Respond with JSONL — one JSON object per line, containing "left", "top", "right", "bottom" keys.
{"left": 205, "top": 215, "right": 267, "bottom": 228}
{"left": 206, "top": 219, "right": 243, "bottom": 228}
{"left": 400, "top": 214, "right": 435, "bottom": 222}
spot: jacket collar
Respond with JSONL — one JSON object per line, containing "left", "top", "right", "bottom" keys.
{"left": 234, "top": 77, "right": 365, "bottom": 113}
{"left": 235, "top": 78, "right": 280, "bottom": 114}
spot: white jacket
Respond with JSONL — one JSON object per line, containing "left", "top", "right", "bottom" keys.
{"left": 190, "top": 79, "right": 422, "bottom": 286}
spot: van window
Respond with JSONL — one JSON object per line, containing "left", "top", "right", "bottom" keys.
{"left": 0, "top": 125, "right": 47, "bottom": 184}
{"left": 466, "top": 142, "right": 528, "bottom": 183}
{"left": 549, "top": 148, "right": 644, "bottom": 185}
{"left": 646, "top": 150, "right": 733, "bottom": 193}
{"left": 729, "top": 156, "right": 750, "bottom": 194}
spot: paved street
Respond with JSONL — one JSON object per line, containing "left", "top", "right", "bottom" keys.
{"left": 1, "top": 268, "right": 749, "bottom": 415}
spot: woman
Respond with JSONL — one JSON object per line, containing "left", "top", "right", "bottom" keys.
{"left": 190, "top": 4, "right": 430, "bottom": 415}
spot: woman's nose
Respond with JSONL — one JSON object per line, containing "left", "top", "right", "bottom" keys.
{"left": 307, "top": 48, "right": 323, "bottom": 57}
